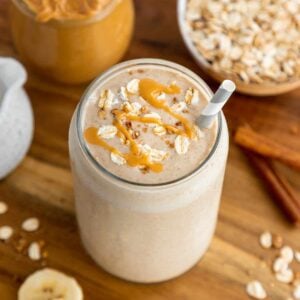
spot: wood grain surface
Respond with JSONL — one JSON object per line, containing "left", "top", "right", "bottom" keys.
{"left": 0, "top": 0, "right": 300, "bottom": 299}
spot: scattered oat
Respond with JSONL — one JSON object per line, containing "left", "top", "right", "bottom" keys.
{"left": 272, "top": 234, "right": 283, "bottom": 249}
{"left": 126, "top": 79, "right": 140, "bottom": 94}
{"left": 28, "top": 242, "right": 41, "bottom": 261}
{"left": 175, "top": 135, "right": 190, "bottom": 155}
{"left": 246, "top": 280, "right": 267, "bottom": 299}
{"left": 22, "top": 218, "right": 40, "bottom": 232}
{"left": 273, "top": 257, "right": 288, "bottom": 273}
{"left": 259, "top": 231, "right": 272, "bottom": 249}
{"left": 0, "top": 201, "right": 8, "bottom": 214}
{"left": 98, "top": 125, "right": 117, "bottom": 139}
{"left": 111, "top": 152, "right": 126, "bottom": 166}
{"left": 280, "top": 246, "right": 294, "bottom": 263}
{"left": 153, "top": 125, "right": 167, "bottom": 136}
{"left": 275, "top": 268, "right": 294, "bottom": 284}
{"left": 0, "top": 226, "right": 13, "bottom": 241}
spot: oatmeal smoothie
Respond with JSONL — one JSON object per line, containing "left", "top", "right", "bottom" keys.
{"left": 69, "top": 59, "right": 229, "bottom": 282}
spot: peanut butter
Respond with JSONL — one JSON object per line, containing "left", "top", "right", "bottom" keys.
{"left": 23, "top": 0, "right": 111, "bottom": 22}
{"left": 11, "top": 0, "right": 134, "bottom": 84}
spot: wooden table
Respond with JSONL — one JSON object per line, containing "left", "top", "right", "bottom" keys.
{"left": 1, "top": 1, "right": 300, "bottom": 299}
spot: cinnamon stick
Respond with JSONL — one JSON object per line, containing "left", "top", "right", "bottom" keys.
{"left": 245, "top": 151, "right": 300, "bottom": 226}
{"left": 235, "top": 125, "right": 300, "bottom": 170}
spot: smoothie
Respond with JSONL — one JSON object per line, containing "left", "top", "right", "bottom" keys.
{"left": 69, "top": 59, "right": 229, "bottom": 282}
{"left": 82, "top": 64, "right": 217, "bottom": 183}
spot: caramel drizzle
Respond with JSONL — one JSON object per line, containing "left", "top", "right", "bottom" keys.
{"left": 84, "top": 127, "right": 163, "bottom": 173}
{"left": 84, "top": 78, "right": 196, "bottom": 173}
{"left": 139, "top": 78, "right": 195, "bottom": 139}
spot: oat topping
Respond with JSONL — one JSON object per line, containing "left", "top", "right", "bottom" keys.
{"left": 171, "top": 101, "right": 187, "bottom": 112}
{"left": 143, "top": 112, "right": 162, "bottom": 127}
{"left": 157, "top": 92, "right": 167, "bottom": 100}
{"left": 140, "top": 144, "right": 168, "bottom": 163}
{"left": 111, "top": 152, "right": 126, "bottom": 166}
{"left": 194, "top": 125, "right": 204, "bottom": 140}
{"left": 22, "top": 217, "right": 40, "bottom": 232}
{"left": 98, "top": 89, "right": 117, "bottom": 110}
{"left": 184, "top": 88, "right": 199, "bottom": 105}
{"left": 0, "top": 201, "right": 8, "bottom": 214}
{"left": 153, "top": 125, "right": 167, "bottom": 136}
{"left": 98, "top": 125, "right": 118, "bottom": 139}
{"left": 175, "top": 135, "right": 190, "bottom": 154}
{"left": 126, "top": 79, "right": 140, "bottom": 94}
{"left": 119, "top": 86, "right": 129, "bottom": 101}
{"left": 186, "top": 0, "right": 300, "bottom": 84}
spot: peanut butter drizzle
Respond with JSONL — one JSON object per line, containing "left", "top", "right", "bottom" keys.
{"left": 84, "top": 127, "right": 163, "bottom": 173}
{"left": 139, "top": 78, "right": 195, "bottom": 139}
{"left": 23, "top": 0, "right": 111, "bottom": 22}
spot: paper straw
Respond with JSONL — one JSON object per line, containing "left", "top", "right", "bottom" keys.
{"left": 197, "top": 80, "right": 235, "bottom": 129}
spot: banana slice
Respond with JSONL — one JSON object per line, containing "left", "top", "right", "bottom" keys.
{"left": 18, "top": 268, "right": 83, "bottom": 300}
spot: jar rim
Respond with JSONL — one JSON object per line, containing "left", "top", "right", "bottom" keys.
{"left": 76, "top": 58, "right": 223, "bottom": 188}
{"left": 11, "top": 0, "right": 120, "bottom": 26}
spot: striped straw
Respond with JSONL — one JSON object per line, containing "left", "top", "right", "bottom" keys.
{"left": 197, "top": 80, "right": 236, "bottom": 129}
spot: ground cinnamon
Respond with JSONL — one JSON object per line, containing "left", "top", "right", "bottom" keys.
{"left": 235, "top": 125, "right": 300, "bottom": 170}
{"left": 245, "top": 151, "right": 300, "bottom": 226}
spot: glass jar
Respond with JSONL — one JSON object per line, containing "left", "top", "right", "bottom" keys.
{"left": 10, "top": 0, "right": 134, "bottom": 84}
{"left": 69, "top": 59, "right": 229, "bottom": 283}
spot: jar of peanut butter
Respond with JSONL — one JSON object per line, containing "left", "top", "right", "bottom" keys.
{"left": 10, "top": 0, "right": 134, "bottom": 84}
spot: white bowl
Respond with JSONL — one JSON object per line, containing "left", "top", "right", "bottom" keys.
{"left": 177, "top": 0, "right": 300, "bottom": 96}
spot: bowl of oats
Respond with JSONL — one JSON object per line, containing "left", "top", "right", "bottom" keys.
{"left": 178, "top": 0, "right": 300, "bottom": 96}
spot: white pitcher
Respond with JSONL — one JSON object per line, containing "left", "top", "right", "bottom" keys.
{"left": 0, "top": 57, "right": 34, "bottom": 179}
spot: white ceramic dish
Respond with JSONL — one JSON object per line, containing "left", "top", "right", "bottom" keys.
{"left": 0, "top": 57, "right": 34, "bottom": 179}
